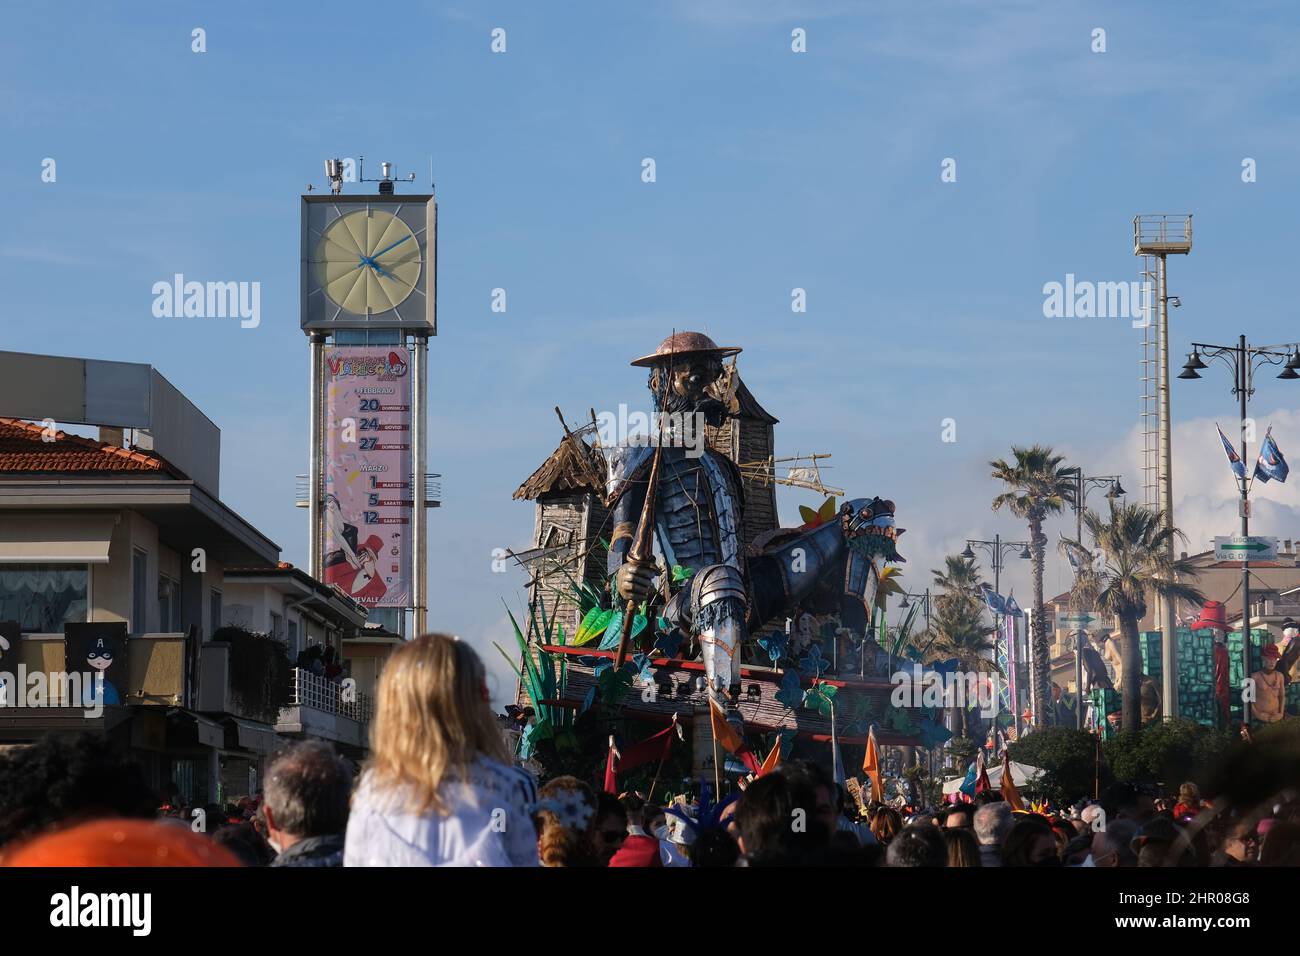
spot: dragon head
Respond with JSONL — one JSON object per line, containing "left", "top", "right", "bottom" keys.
{"left": 841, "top": 497, "right": 905, "bottom": 563}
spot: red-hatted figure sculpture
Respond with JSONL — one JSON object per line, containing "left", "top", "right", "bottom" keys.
{"left": 1191, "top": 601, "right": 1231, "bottom": 728}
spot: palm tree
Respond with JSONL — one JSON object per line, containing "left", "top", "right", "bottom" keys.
{"left": 1060, "top": 501, "right": 1204, "bottom": 734}
{"left": 922, "top": 555, "right": 997, "bottom": 738}
{"left": 990, "top": 445, "right": 1077, "bottom": 728}
{"left": 931, "top": 555, "right": 983, "bottom": 617}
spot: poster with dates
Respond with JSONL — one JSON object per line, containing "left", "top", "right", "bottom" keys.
{"left": 321, "top": 346, "right": 412, "bottom": 608}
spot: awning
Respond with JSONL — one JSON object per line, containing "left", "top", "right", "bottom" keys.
{"left": 228, "top": 717, "right": 278, "bottom": 755}
{"left": 170, "top": 709, "right": 225, "bottom": 748}
{"left": 0, "top": 514, "right": 117, "bottom": 563}
{"left": 942, "top": 760, "right": 1044, "bottom": 795}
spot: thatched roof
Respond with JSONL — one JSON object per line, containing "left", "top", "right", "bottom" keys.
{"left": 513, "top": 436, "right": 606, "bottom": 501}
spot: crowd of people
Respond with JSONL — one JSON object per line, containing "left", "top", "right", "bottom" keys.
{"left": 295, "top": 644, "right": 346, "bottom": 683}
{"left": 0, "top": 633, "right": 1295, "bottom": 868}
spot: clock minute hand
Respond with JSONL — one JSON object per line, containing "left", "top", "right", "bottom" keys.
{"left": 370, "top": 235, "right": 412, "bottom": 260}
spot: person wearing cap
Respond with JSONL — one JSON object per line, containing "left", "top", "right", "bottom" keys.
{"left": 1251, "top": 643, "right": 1287, "bottom": 724}
{"left": 2, "top": 818, "right": 242, "bottom": 867}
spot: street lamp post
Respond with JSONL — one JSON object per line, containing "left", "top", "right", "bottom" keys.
{"left": 1179, "top": 334, "right": 1300, "bottom": 725}
{"left": 891, "top": 588, "right": 933, "bottom": 679}
{"left": 962, "top": 535, "right": 1030, "bottom": 741}
{"left": 1061, "top": 468, "right": 1126, "bottom": 727}
{"left": 897, "top": 589, "right": 933, "bottom": 630}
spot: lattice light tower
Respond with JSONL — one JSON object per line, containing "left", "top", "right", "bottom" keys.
{"left": 1134, "top": 214, "right": 1192, "bottom": 718}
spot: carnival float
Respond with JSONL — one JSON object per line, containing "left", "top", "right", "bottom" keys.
{"left": 499, "top": 332, "right": 966, "bottom": 804}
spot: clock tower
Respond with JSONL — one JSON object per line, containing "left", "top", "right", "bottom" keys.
{"left": 300, "top": 159, "right": 437, "bottom": 636}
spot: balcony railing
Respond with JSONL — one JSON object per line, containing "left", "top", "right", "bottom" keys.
{"left": 1133, "top": 214, "right": 1193, "bottom": 255}
{"left": 288, "top": 667, "right": 374, "bottom": 724}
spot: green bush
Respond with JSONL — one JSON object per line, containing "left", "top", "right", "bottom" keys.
{"left": 212, "top": 626, "right": 293, "bottom": 724}
{"left": 1102, "top": 718, "right": 1233, "bottom": 789}
{"left": 1008, "top": 727, "right": 1107, "bottom": 805}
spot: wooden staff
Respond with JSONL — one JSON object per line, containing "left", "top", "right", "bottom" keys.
{"left": 613, "top": 439, "right": 663, "bottom": 669}
{"left": 612, "top": 341, "right": 675, "bottom": 670}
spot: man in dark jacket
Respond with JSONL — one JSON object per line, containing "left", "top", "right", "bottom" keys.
{"left": 264, "top": 740, "right": 352, "bottom": 867}
{"left": 973, "top": 800, "right": 1012, "bottom": 868}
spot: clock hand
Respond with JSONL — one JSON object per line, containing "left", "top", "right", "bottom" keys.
{"left": 370, "top": 235, "right": 412, "bottom": 260}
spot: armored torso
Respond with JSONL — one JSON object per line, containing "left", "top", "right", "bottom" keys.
{"left": 654, "top": 447, "right": 742, "bottom": 576}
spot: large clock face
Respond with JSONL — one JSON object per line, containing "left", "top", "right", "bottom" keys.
{"left": 313, "top": 208, "right": 422, "bottom": 314}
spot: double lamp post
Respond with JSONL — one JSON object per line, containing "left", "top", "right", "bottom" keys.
{"left": 1179, "top": 335, "right": 1300, "bottom": 723}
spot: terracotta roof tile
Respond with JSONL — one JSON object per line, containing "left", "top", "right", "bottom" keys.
{"left": 0, "top": 417, "right": 185, "bottom": 477}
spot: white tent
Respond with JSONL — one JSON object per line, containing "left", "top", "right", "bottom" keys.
{"left": 942, "top": 760, "right": 1044, "bottom": 795}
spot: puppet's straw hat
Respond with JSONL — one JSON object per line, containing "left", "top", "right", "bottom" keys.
{"left": 630, "top": 331, "right": 741, "bottom": 368}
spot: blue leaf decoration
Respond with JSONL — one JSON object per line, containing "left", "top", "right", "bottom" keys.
{"left": 917, "top": 716, "right": 952, "bottom": 749}
{"left": 757, "top": 630, "right": 788, "bottom": 664}
{"left": 654, "top": 628, "right": 684, "bottom": 659}
{"left": 798, "top": 644, "right": 829, "bottom": 678}
{"left": 630, "top": 653, "right": 655, "bottom": 682}
{"left": 775, "top": 669, "right": 804, "bottom": 710}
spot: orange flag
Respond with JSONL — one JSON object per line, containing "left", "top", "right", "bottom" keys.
{"left": 1000, "top": 751, "right": 1024, "bottom": 811}
{"left": 861, "top": 726, "right": 883, "bottom": 803}
{"left": 757, "top": 738, "right": 782, "bottom": 777}
{"left": 709, "top": 698, "right": 760, "bottom": 773}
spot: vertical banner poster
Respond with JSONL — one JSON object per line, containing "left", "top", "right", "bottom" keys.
{"left": 322, "top": 347, "right": 413, "bottom": 608}
{"left": 65, "top": 621, "right": 128, "bottom": 705}
{"left": 1000, "top": 616, "right": 1015, "bottom": 716}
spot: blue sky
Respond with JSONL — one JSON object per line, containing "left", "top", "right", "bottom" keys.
{"left": 6, "top": 1, "right": 1300, "bottom": 703}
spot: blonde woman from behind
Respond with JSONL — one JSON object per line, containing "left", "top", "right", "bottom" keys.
{"left": 344, "top": 633, "right": 539, "bottom": 866}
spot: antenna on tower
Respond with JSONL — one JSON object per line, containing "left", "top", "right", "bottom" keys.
{"left": 357, "top": 155, "right": 418, "bottom": 195}
{"left": 324, "top": 158, "right": 344, "bottom": 195}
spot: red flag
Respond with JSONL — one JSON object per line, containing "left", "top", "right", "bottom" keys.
{"left": 861, "top": 726, "right": 883, "bottom": 803}
{"left": 603, "top": 735, "right": 619, "bottom": 794}
{"left": 709, "top": 698, "right": 760, "bottom": 773}
{"left": 974, "top": 750, "right": 992, "bottom": 794}
{"left": 1000, "top": 751, "right": 1024, "bottom": 811}
{"left": 611, "top": 717, "right": 678, "bottom": 778}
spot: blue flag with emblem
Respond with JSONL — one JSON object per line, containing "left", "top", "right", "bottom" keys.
{"left": 979, "top": 583, "right": 1008, "bottom": 615}
{"left": 1254, "top": 428, "right": 1289, "bottom": 484}
{"left": 1004, "top": 591, "right": 1024, "bottom": 618}
{"left": 1217, "top": 423, "right": 1247, "bottom": 479}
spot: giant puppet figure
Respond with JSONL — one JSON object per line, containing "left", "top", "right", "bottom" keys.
{"left": 606, "top": 332, "right": 903, "bottom": 726}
